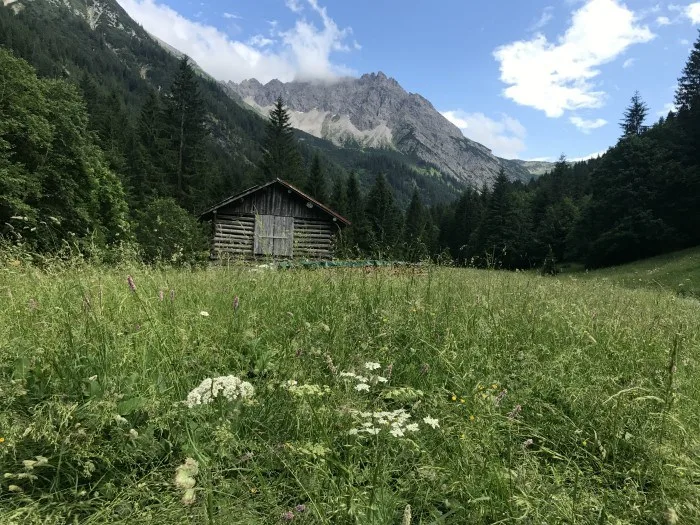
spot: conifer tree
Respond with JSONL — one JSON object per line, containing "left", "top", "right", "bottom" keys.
{"left": 675, "top": 30, "right": 700, "bottom": 112}
{"left": 402, "top": 188, "right": 427, "bottom": 261}
{"left": 365, "top": 173, "right": 402, "bottom": 257}
{"left": 330, "top": 175, "right": 347, "bottom": 216}
{"left": 261, "top": 97, "right": 303, "bottom": 185}
{"left": 620, "top": 91, "right": 648, "bottom": 137}
{"left": 305, "top": 153, "right": 327, "bottom": 202}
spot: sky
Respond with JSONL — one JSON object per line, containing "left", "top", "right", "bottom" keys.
{"left": 115, "top": 0, "right": 700, "bottom": 160}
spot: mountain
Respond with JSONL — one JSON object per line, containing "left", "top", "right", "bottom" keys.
{"left": 510, "top": 159, "right": 556, "bottom": 177}
{"left": 226, "top": 73, "right": 535, "bottom": 186}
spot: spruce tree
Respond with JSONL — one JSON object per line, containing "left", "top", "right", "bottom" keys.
{"left": 620, "top": 91, "right": 648, "bottom": 137}
{"left": 675, "top": 30, "right": 700, "bottom": 112}
{"left": 402, "top": 188, "right": 427, "bottom": 261}
{"left": 305, "top": 153, "right": 327, "bottom": 202}
{"left": 330, "top": 176, "right": 347, "bottom": 216}
{"left": 164, "top": 56, "right": 206, "bottom": 208}
{"left": 365, "top": 173, "right": 402, "bottom": 257}
{"left": 261, "top": 97, "right": 303, "bottom": 185}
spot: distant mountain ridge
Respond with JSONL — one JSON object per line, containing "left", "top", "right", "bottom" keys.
{"left": 226, "top": 74, "right": 546, "bottom": 186}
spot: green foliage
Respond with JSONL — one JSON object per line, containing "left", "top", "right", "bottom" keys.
{"left": 1, "top": 263, "right": 699, "bottom": 523}
{"left": 304, "top": 153, "right": 328, "bottom": 202}
{"left": 261, "top": 97, "right": 304, "bottom": 185}
{"left": 365, "top": 173, "right": 402, "bottom": 257}
{"left": 620, "top": 91, "right": 649, "bottom": 137}
{"left": 675, "top": 30, "right": 700, "bottom": 112}
{"left": 134, "top": 198, "right": 209, "bottom": 264}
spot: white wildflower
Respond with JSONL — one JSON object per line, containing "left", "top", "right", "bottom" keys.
{"left": 185, "top": 375, "right": 255, "bottom": 408}
{"left": 348, "top": 428, "right": 359, "bottom": 436}
{"left": 390, "top": 427, "right": 405, "bottom": 437}
{"left": 423, "top": 416, "right": 439, "bottom": 429}
{"left": 114, "top": 415, "right": 128, "bottom": 425}
{"left": 354, "top": 383, "right": 370, "bottom": 392}
{"left": 405, "top": 423, "right": 419, "bottom": 432}
{"left": 375, "top": 376, "right": 388, "bottom": 383}
{"left": 129, "top": 428, "right": 139, "bottom": 439}
{"left": 199, "top": 311, "right": 209, "bottom": 317}
{"left": 364, "top": 362, "right": 381, "bottom": 371}
{"left": 363, "top": 427, "right": 381, "bottom": 435}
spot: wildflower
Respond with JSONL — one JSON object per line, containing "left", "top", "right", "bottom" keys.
{"left": 364, "top": 361, "right": 381, "bottom": 371}
{"left": 175, "top": 458, "right": 199, "bottom": 490}
{"left": 8, "top": 485, "right": 22, "bottom": 493}
{"left": 420, "top": 363, "right": 430, "bottom": 375}
{"left": 126, "top": 275, "right": 136, "bottom": 293}
{"left": 665, "top": 507, "right": 679, "bottom": 524}
{"left": 129, "top": 429, "right": 139, "bottom": 439}
{"left": 384, "top": 362, "right": 393, "bottom": 378}
{"left": 233, "top": 295, "right": 239, "bottom": 311}
{"left": 507, "top": 404, "right": 522, "bottom": 420}
{"left": 495, "top": 388, "right": 508, "bottom": 406}
{"left": 200, "top": 311, "right": 209, "bottom": 317}
{"left": 523, "top": 438, "right": 534, "bottom": 449}
{"left": 114, "top": 415, "right": 128, "bottom": 425}
{"left": 348, "top": 428, "right": 359, "bottom": 435}
{"left": 0, "top": 438, "right": 4, "bottom": 444}
{"left": 405, "top": 423, "right": 419, "bottom": 432}
{"left": 355, "top": 383, "right": 370, "bottom": 392}
{"left": 469, "top": 415, "right": 475, "bottom": 422}
{"left": 423, "top": 416, "right": 439, "bottom": 429}
{"left": 402, "top": 504, "right": 412, "bottom": 525}
{"left": 295, "top": 504, "right": 306, "bottom": 513}
{"left": 281, "top": 510, "right": 295, "bottom": 521}
{"left": 250, "top": 487, "right": 258, "bottom": 494}
{"left": 325, "top": 353, "right": 338, "bottom": 375}
{"left": 159, "top": 290, "right": 164, "bottom": 301}
{"left": 491, "top": 383, "right": 498, "bottom": 390}
{"left": 390, "top": 427, "right": 405, "bottom": 437}
{"left": 185, "top": 375, "right": 255, "bottom": 407}
{"left": 451, "top": 395, "right": 457, "bottom": 401}
{"left": 460, "top": 398, "right": 465, "bottom": 403}
{"left": 364, "top": 427, "right": 381, "bottom": 435}
{"left": 170, "top": 289, "right": 175, "bottom": 302}
{"left": 88, "top": 375, "right": 98, "bottom": 382}
{"left": 182, "top": 488, "right": 196, "bottom": 505}
{"left": 28, "top": 298, "right": 39, "bottom": 311}
{"left": 375, "top": 376, "right": 388, "bottom": 383}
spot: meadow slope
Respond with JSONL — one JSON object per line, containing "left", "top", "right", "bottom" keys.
{"left": 1, "top": 263, "right": 699, "bottom": 524}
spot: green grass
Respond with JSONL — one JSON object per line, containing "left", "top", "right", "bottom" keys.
{"left": 564, "top": 246, "right": 700, "bottom": 298}
{"left": 1, "top": 260, "right": 699, "bottom": 524}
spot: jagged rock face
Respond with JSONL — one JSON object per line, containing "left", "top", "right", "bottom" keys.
{"left": 227, "top": 72, "right": 532, "bottom": 186}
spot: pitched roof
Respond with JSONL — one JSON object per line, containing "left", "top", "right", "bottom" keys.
{"left": 198, "top": 178, "right": 351, "bottom": 225}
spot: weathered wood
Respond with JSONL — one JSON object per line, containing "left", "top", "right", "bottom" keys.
{"left": 254, "top": 215, "right": 275, "bottom": 255}
{"left": 273, "top": 215, "right": 294, "bottom": 257}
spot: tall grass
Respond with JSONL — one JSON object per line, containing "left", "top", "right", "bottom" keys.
{"left": 1, "top": 261, "right": 699, "bottom": 523}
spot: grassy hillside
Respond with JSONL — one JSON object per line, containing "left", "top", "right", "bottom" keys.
{"left": 568, "top": 246, "right": 700, "bottom": 298}
{"left": 1, "top": 261, "right": 699, "bottom": 523}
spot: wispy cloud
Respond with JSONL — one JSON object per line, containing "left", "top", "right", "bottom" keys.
{"left": 530, "top": 6, "right": 554, "bottom": 31}
{"left": 441, "top": 110, "right": 527, "bottom": 159}
{"left": 657, "top": 102, "right": 677, "bottom": 116}
{"left": 494, "top": 0, "right": 654, "bottom": 118}
{"left": 656, "top": 15, "right": 671, "bottom": 25}
{"left": 570, "top": 116, "right": 607, "bottom": 133}
{"left": 285, "top": 0, "right": 304, "bottom": 13}
{"left": 115, "top": 0, "right": 358, "bottom": 82}
{"left": 622, "top": 57, "right": 635, "bottom": 68}
{"left": 223, "top": 12, "right": 241, "bottom": 20}
{"left": 570, "top": 149, "right": 608, "bottom": 161}
{"left": 687, "top": 3, "right": 700, "bottom": 24}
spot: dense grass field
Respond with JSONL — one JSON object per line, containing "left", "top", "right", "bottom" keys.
{"left": 1, "top": 259, "right": 699, "bottom": 524}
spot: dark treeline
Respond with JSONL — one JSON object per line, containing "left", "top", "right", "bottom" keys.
{"left": 1, "top": 0, "right": 699, "bottom": 269}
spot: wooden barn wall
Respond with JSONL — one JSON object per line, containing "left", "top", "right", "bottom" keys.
{"left": 210, "top": 183, "right": 343, "bottom": 259}
{"left": 217, "top": 184, "right": 329, "bottom": 220}
{"left": 212, "top": 214, "right": 254, "bottom": 257}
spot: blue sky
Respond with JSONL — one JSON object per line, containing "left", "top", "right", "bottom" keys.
{"left": 116, "top": 0, "right": 700, "bottom": 160}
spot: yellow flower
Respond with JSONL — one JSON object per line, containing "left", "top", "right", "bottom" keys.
{"left": 469, "top": 415, "right": 475, "bottom": 421}
{"left": 0, "top": 437, "right": 4, "bottom": 444}
{"left": 582, "top": 440, "right": 587, "bottom": 446}
{"left": 460, "top": 398, "right": 465, "bottom": 403}
{"left": 451, "top": 395, "right": 457, "bottom": 401}
{"left": 491, "top": 383, "right": 498, "bottom": 389}
{"left": 460, "top": 433, "right": 466, "bottom": 440}
{"left": 481, "top": 393, "right": 488, "bottom": 399}
{"left": 478, "top": 384, "right": 484, "bottom": 390}
{"left": 250, "top": 487, "right": 258, "bottom": 494}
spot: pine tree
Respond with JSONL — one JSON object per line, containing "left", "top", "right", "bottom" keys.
{"left": 675, "top": 30, "right": 700, "bottom": 112}
{"left": 620, "top": 91, "right": 648, "bottom": 137}
{"left": 344, "top": 172, "right": 370, "bottom": 255}
{"left": 261, "top": 97, "right": 303, "bottom": 185}
{"left": 402, "top": 188, "right": 427, "bottom": 261}
{"left": 365, "top": 173, "right": 402, "bottom": 257}
{"left": 330, "top": 176, "right": 347, "bottom": 216}
{"left": 163, "top": 56, "right": 206, "bottom": 208}
{"left": 305, "top": 153, "right": 327, "bottom": 202}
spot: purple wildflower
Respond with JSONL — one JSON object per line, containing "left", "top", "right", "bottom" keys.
{"left": 295, "top": 504, "right": 306, "bottom": 513}
{"left": 385, "top": 363, "right": 393, "bottom": 379}
{"left": 159, "top": 290, "right": 164, "bottom": 302}
{"left": 420, "top": 363, "right": 430, "bottom": 375}
{"left": 281, "top": 510, "right": 294, "bottom": 521}
{"left": 170, "top": 289, "right": 175, "bottom": 302}
{"left": 507, "top": 404, "right": 522, "bottom": 420}
{"left": 233, "top": 295, "right": 239, "bottom": 311}
{"left": 126, "top": 275, "right": 136, "bottom": 293}
{"left": 495, "top": 388, "right": 508, "bottom": 407}
{"left": 523, "top": 438, "right": 534, "bottom": 449}
{"left": 28, "top": 298, "right": 39, "bottom": 311}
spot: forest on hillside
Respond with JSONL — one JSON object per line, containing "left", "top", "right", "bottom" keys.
{"left": 1, "top": 0, "right": 699, "bottom": 269}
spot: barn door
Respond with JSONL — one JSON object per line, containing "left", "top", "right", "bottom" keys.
{"left": 254, "top": 215, "right": 294, "bottom": 257}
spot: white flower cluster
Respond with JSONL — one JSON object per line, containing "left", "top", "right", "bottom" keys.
{"left": 281, "top": 380, "right": 330, "bottom": 398}
{"left": 185, "top": 375, "right": 254, "bottom": 408}
{"left": 339, "top": 362, "right": 388, "bottom": 393}
{"left": 348, "top": 409, "right": 420, "bottom": 438}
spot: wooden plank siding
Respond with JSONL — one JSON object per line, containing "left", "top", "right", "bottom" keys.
{"left": 206, "top": 181, "right": 346, "bottom": 260}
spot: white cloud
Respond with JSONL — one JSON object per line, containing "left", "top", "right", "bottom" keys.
{"left": 687, "top": 3, "right": 700, "bottom": 24}
{"left": 570, "top": 149, "right": 608, "bottom": 161}
{"left": 656, "top": 15, "right": 671, "bottom": 25}
{"left": 116, "top": 0, "right": 357, "bottom": 82}
{"left": 530, "top": 6, "right": 554, "bottom": 31}
{"left": 441, "top": 110, "right": 527, "bottom": 159}
{"left": 570, "top": 116, "right": 607, "bottom": 133}
{"left": 526, "top": 156, "right": 555, "bottom": 161}
{"left": 657, "top": 102, "right": 677, "bottom": 116}
{"left": 622, "top": 57, "right": 635, "bottom": 68}
{"left": 285, "top": 0, "right": 304, "bottom": 13}
{"left": 223, "top": 12, "right": 241, "bottom": 19}
{"left": 493, "top": 0, "right": 655, "bottom": 118}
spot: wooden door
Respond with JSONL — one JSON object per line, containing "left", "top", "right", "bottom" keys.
{"left": 254, "top": 215, "right": 294, "bottom": 257}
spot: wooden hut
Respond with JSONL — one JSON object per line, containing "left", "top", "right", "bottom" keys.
{"left": 199, "top": 178, "right": 350, "bottom": 259}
